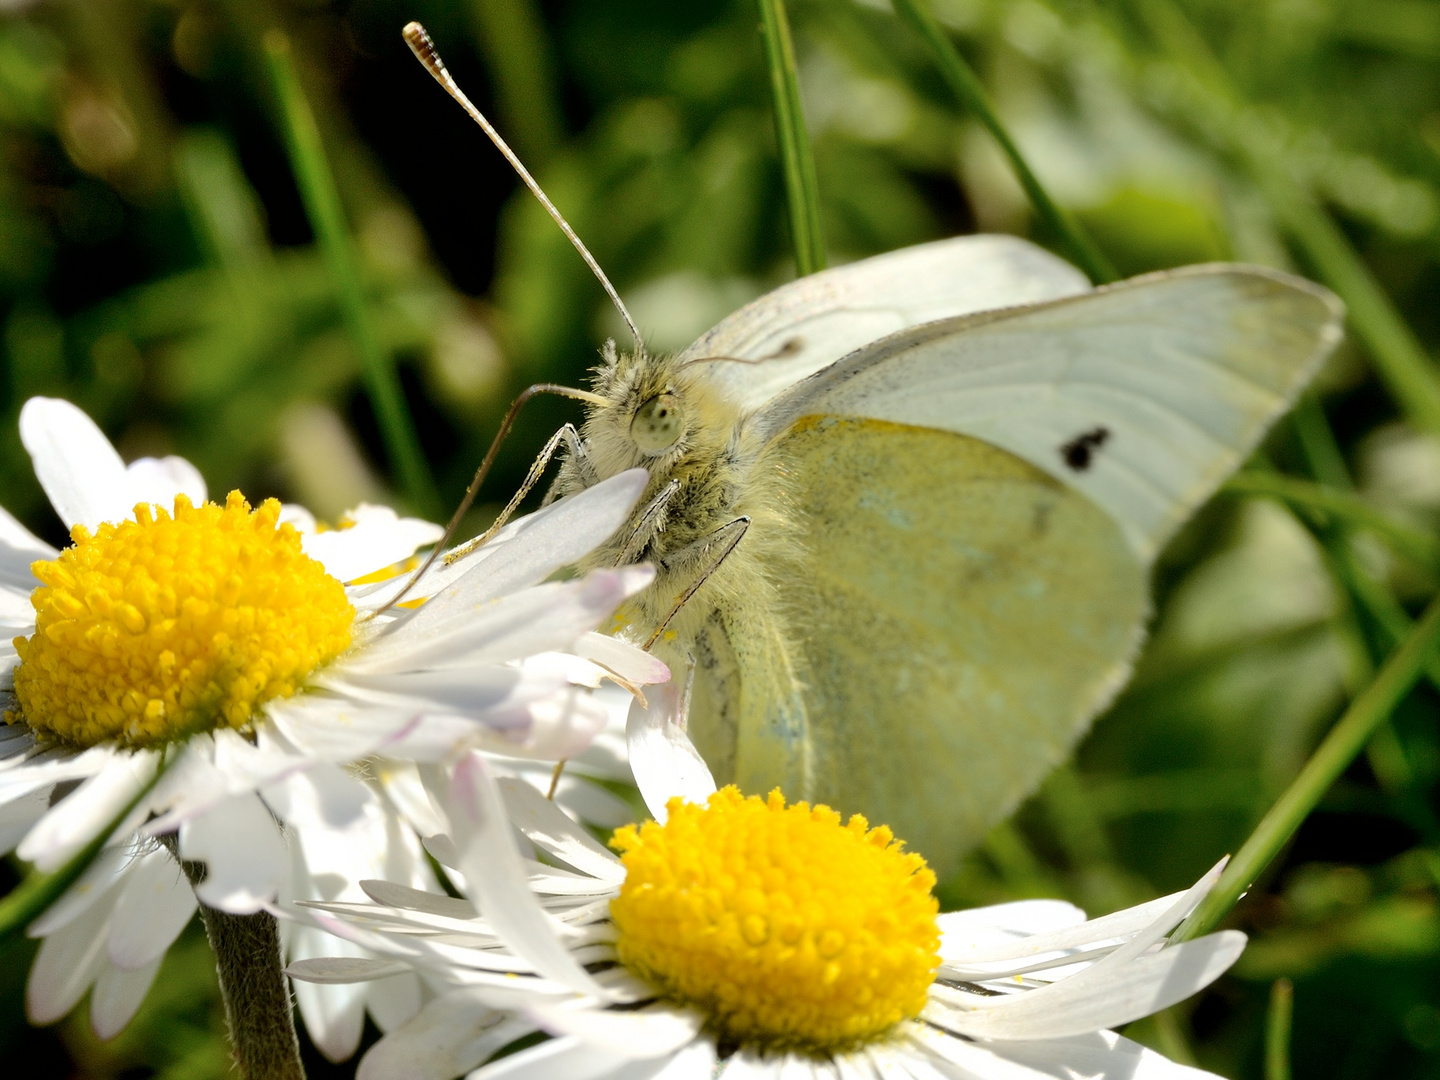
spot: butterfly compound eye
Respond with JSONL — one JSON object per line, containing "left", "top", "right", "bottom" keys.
{"left": 631, "top": 393, "right": 685, "bottom": 454}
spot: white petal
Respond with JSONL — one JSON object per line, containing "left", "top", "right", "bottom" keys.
{"left": 287, "top": 957, "right": 416, "bottom": 984}
{"left": 326, "top": 666, "right": 545, "bottom": 719}
{"left": 0, "top": 504, "right": 55, "bottom": 588}
{"left": 291, "top": 924, "right": 368, "bottom": 1062}
{"left": 512, "top": 689, "right": 612, "bottom": 761}
{"left": 263, "top": 698, "right": 424, "bottom": 762}
{"left": 280, "top": 503, "right": 319, "bottom": 533}
{"left": 353, "top": 469, "right": 649, "bottom": 611}
{"left": 0, "top": 787, "right": 52, "bottom": 856}
{"left": 938, "top": 899, "right": 1087, "bottom": 951}
{"left": 26, "top": 885, "right": 115, "bottom": 1024}
{"left": 350, "top": 567, "right": 653, "bottom": 676}
{"left": 544, "top": 772, "right": 633, "bottom": 830}
{"left": 939, "top": 892, "right": 1172, "bottom": 975}
{"left": 123, "top": 455, "right": 206, "bottom": 510}
{"left": 0, "top": 584, "right": 33, "bottom": 629}
{"left": 527, "top": 1002, "right": 701, "bottom": 1059}
{"left": 718, "top": 1048, "right": 785, "bottom": 1080}
{"left": 138, "top": 730, "right": 305, "bottom": 838}
{"left": 89, "top": 955, "right": 162, "bottom": 1040}
{"left": 367, "top": 970, "right": 423, "bottom": 1034}
{"left": 179, "top": 793, "right": 288, "bottom": 913}
{"left": 447, "top": 753, "right": 606, "bottom": 997}
{"left": 936, "top": 931, "right": 1248, "bottom": 1041}
{"left": 627, "top": 674, "right": 715, "bottom": 823}
{"left": 572, "top": 633, "right": 671, "bottom": 687}
{"left": 18, "top": 752, "right": 158, "bottom": 871}
{"left": 19, "top": 396, "right": 132, "bottom": 532}
{"left": 107, "top": 848, "right": 196, "bottom": 970}
{"left": 26, "top": 845, "right": 129, "bottom": 937}
{"left": 376, "top": 762, "right": 449, "bottom": 840}
{"left": 359, "top": 879, "right": 477, "bottom": 919}
{"left": 973, "top": 1028, "right": 1225, "bottom": 1079}
{"left": 304, "top": 505, "right": 443, "bottom": 584}
{"left": 648, "top": 1039, "right": 718, "bottom": 1080}
{"left": 467, "top": 1034, "right": 636, "bottom": 1080}
{"left": 0, "top": 744, "right": 113, "bottom": 805}
{"left": 261, "top": 764, "right": 369, "bottom": 830}
{"left": 777, "top": 1055, "right": 824, "bottom": 1080}
{"left": 358, "top": 989, "right": 532, "bottom": 1080}
{"left": 498, "top": 778, "right": 623, "bottom": 882}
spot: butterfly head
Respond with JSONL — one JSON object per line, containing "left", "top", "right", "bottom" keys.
{"left": 583, "top": 340, "right": 738, "bottom": 477}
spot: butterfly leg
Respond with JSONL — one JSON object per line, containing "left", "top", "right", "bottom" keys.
{"left": 614, "top": 479, "right": 681, "bottom": 566}
{"left": 540, "top": 425, "right": 596, "bottom": 507}
{"left": 446, "top": 423, "right": 586, "bottom": 565}
{"left": 644, "top": 516, "right": 750, "bottom": 650}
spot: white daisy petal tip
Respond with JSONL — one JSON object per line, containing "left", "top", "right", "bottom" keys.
{"left": 627, "top": 671, "right": 716, "bottom": 823}
{"left": 18, "top": 396, "right": 130, "bottom": 532}
{"left": 526, "top": 1001, "right": 702, "bottom": 1060}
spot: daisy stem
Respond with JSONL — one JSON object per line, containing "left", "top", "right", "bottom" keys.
{"left": 0, "top": 754, "right": 170, "bottom": 944}
{"left": 1175, "top": 592, "right": 1440, "bottom": 942}
{"left": 160, "top": 835, "right": 307, "bottom": 1080}
{"left": 889, "top": 0, "right": 1118, "bottom": 285}
{"left": 1266, "top": 978, "right": 1294, "bottom": 1080}
{"left": 757, "top": 0, "right": 827, "bottom": 276}
{"left": 1222, "top": 471, "right": 1440, "bottom": 572}
{"left": 262, "top": 30, "right": 441, "bottom": 520}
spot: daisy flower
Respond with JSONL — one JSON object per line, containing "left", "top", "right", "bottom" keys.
{"left": 290, "top": 685, "right": 1247, "bottom": 1080}
{"left": 0, "top": 396, "right": 664, "bottom": 1050}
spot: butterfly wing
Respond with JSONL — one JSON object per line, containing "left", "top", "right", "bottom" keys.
{"left": 687, "top": 266, "right": 1342, "bottom": 871}
{"left": 750, "top": 265, "right": 1345, "bottom": 563}
{"left": 699, "top": 417, "right": 1146, "bottom": 871}
{"left": 678, "top": 234, "right": 1091, "bottom": 414}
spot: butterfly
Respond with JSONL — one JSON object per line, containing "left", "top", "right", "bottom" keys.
{"left": 543, "top": 235, "right": 1343, "bottom": 873}
{"left": 401, "top": 23, "right": 1344, "bottom": 873}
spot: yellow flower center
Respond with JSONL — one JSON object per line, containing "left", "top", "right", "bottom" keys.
{"left": 10, "top": 492, "right": 353, "bottom": 749}
{"left": 609, "top": 787, "right": 939, "bottom": 1053}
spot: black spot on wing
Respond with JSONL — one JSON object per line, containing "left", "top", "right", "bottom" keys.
{"left": 1060, "top": 427, "right": 1110, "bottom": 471}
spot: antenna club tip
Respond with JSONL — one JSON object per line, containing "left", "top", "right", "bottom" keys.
{"left": 402, "top": 21, "right": 443, "bottom": 69}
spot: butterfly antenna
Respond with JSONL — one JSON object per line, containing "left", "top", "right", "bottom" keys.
{"left": 404, "top": 22, "right": 643, "bottom": 351}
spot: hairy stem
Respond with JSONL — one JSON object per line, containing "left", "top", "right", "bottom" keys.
{"left": 162, "top": 836, "right": 306, "bottom": 1080}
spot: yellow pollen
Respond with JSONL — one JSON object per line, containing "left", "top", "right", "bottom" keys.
{"left": 10, "top": 492, "right": 353, "bottom": 749}
{"left": 609, "top": 786, "right": 939, "bottom": 1053}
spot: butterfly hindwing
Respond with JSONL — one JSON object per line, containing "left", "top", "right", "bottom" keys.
{"left": 682, "top": 416, "right": 1145, "bottom": 872}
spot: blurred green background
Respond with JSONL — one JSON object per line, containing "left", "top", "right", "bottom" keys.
{"left": 2, "top": 0, "right": 1440, "bottom": 1076}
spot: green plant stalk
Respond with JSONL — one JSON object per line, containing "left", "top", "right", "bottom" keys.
{"left": 1265, "top": 979, "right": 1294, "bottom": 1080}
{"left": 1286, "top": 401, "right": 1433, "bottom": 796}
{"left": 1175, "top": 592, "right": 1440, "bottom": 941}
{"left": 0, "top": 753, "right": 169, "bottom": 944}
{"left": 159, "top": 834, "right": 305, "bottom": 1080}
{"left": 263, "top": 32, "right": 440, "bottom": 518}
{"left": 890, "top": 0, "right": 1117, "bottom": 284}
{"left": 756, "top": 0, "right": 826, "bottom": 276}
{"left": 1223, "top": 471, "right": 1440, "bottom": 570}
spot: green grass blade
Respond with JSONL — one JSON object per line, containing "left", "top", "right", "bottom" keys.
{"left": 890, "top": 0, "right": 1117, "bottom": 284}
{"left": 0, "top": 753, "right": 170, "bottom": 945}
{"left": 1222, "top": 471, "right": 1440, "bottom": 570}
{"left": 1174, "top": 592, "right": 1440, "bottom": 941}
{"left": 1265, "top": 979, "right": 1294, "bottom": 1080}
{"left": 757, "top": 0, "right": 826, "bottom": 276}
{"left": 263, "top": 32, "right": 441, "bottom": 519}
